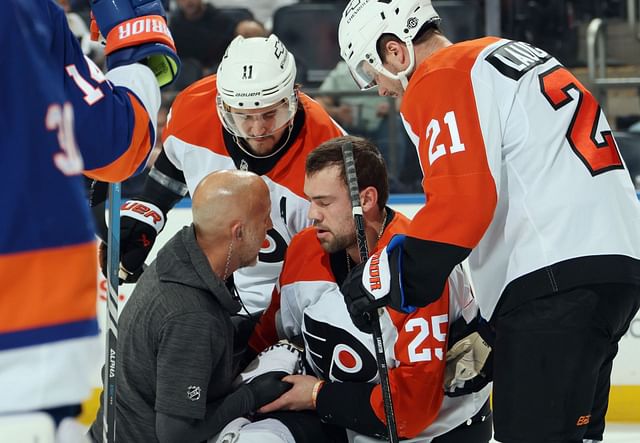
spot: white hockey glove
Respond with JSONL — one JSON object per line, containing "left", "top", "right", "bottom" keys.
{"left": 233, "top": 339, "right": 304, "bottom": 388}
{"left": 444, "top": 316, "right": 494, "bottom": 397}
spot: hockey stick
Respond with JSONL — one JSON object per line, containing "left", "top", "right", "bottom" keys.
{"left": 341, "top": 142, "right": 399, "bottom": 443}
{"left": 104, "top": 182, "right": 121, "bottom": 443}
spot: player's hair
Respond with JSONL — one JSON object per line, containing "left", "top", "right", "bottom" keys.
{"left": 306, "top": 135, "right": 389, "bottom": 210}
{"left": 377, "top": 22, "right": 441, "bottom": 63}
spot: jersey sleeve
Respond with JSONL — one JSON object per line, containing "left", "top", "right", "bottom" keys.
{"left": 399, "top": 64, "right": 500, "bottom": 307}
{"left": 46, "top": 0, "right": 160, "bottom": 182}
{"left": 247, "top": 284, "right": 283, "bottom": 353}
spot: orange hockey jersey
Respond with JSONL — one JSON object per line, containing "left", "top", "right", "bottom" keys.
{"left": 251, "top": 210, "right": 490, "bottom": 439}
{"left": 399, "top": 38, "right": 640, "bottom": 318}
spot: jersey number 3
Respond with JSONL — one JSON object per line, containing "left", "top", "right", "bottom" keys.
{"left": 539, "top": 65, "right": 623, "bottom": 176}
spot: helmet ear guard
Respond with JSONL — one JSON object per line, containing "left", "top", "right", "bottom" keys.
{"left": 338, "top": 0, "right": 441, "bottom": 89}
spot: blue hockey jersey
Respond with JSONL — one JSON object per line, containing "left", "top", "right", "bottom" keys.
{"left": 0, "top": 0, "right": 160, "bottom": 412}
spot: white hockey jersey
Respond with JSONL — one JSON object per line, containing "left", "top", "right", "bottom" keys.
{"left": 161, "top": 75, "right": 345, "bottom": 312}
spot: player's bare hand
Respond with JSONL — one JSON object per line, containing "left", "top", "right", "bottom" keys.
{"left": 257, "top": 375, "right": 320, "bottom": 413}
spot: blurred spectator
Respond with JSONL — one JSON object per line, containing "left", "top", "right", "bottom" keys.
{"left": 235, "top": 19, "right": 269, "bottom": 38}
{"left": 169, "top": 0, "right": 236, "bottom": 74}
{"left": 210, "top": 0, "right": 296, "bottom": 30}
{"left": 373, "top": 99, "right": 423, "bottom": 193}
{"left": 316, "top": 61, "right": 387, "bottom": 136}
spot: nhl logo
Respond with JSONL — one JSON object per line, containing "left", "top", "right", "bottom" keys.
{"left": 240, "top": 159, "right": 249, "bottom": 171}
{"left": 406, "top": 17, "right": 419, "bottom": 29}
{"left": 187, "top": 385, "right": 201, "bottom": 401}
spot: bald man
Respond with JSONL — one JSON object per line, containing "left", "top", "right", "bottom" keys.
{"left": 90, "top": 170, "right": 291, "bottom": 443}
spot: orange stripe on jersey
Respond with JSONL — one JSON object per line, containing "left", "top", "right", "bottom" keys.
{"left": 279, "top": 228, "right": 335, "bottom": 284}
{"left": 0, "top": 242, "right": 97, "bottom": 333}
{"left": 84, "top": 91, "right": 152, "bottom": 181}
{"left": 377, "top": 211, "right": 411, "bottom": 251}
{"left": 248, "top": 285, "right": 281, "bottom": 353}
{"left": 264, "top": 96, "right": 344, "bottom": 199}
{"left": 371, "top": 282, "right": 450, "bottom": 438}
{"left": 402, "top": 38, "right": 499, "bottom": 249}
{"left": 161, "top": 75, "right": 223, "bottom": 151}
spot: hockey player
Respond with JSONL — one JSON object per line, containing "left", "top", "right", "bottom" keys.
{"left": 337, "top": 1, "right": 640, "bottom": 442}
{"left": 223, "top": 137, "right": 491, "bottom": 443}
{"left": 0, "top": 0, "right": 179, "bottom": 438}
{"left": 103, "top": 34, "right": 345, "bottom": 313}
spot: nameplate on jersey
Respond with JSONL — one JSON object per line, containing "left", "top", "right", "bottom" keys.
{"left": 485, "top": 41, "right": 551, "bottom": 81}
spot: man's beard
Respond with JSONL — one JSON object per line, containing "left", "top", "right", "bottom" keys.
{"left": 320, "top": 230, "right": 356, "bottom": 254}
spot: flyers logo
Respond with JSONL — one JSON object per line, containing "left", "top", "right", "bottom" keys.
{"left": 258, "top": 228, "right": 287, "bottom": 263}
{"left": 303, "top": 314, "right": 377, "bottom": 382}
{"left": 576, "top": 415, "right": 591, "bottom": 426}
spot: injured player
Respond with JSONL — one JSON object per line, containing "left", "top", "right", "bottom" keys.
{"left": 213, "top": 136, "right": 493, "bottom": 443}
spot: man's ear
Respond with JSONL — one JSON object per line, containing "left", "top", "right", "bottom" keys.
{"left": 385, "top": 40, "right": 407, "bottom": 67}
{"left": 360, "top": 186, "right": 379, "bottom": 212}
{"left": 231, "top": 222, "right": 243, "bottom": 241}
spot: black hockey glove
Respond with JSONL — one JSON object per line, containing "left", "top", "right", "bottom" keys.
{"left": 340, "top": 235, "right": 411, "bottom": 334}
{"left": 99, "top": 199, "right": 165, "bottom": 283}
{"left": 245, "top": 371, "right": 293, "bottom": 410}
{"left": 87, "top": 178, "right": 109, "bottom": 208}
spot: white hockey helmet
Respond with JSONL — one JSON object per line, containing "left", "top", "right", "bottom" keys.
{"left": 216, "top": 35, "right": 298, "bottom": 139}
{"left": 338, "top": 0, "right": 440, "bottom": 90}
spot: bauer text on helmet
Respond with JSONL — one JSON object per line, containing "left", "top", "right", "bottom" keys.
{"left": 216, "top": 35, "right": 298, "bottom": 139}
{"left": 338, "top": 0, "right": 440, "bottom": 90}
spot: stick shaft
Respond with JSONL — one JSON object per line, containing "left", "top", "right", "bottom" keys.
{"left": 341, "top": 142, "right": 399, "bottom": 443}
{"left": 104, "top": 182, "right": 121, "bottom": 443}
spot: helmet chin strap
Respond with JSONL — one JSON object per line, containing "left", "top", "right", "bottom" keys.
{"left": 378, "top": 41, "right": 416, "bottom": 91}
{"left": 399, "top": 73, "right": 410, "bottom": 90}
{"left": 233, "top": 119, "right": 295, "bottom": 160}
{"left": 397, "top": 42, "right": 416, "bottom": 90}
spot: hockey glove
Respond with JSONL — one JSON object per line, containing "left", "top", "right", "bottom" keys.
{"left": 234, "top": 339, "right": 304, "bottom": 388}
{"left": 245, "top": 372, "right": 293, "bottom": 411}
{"left": 340, "top": 235, "right": 413, "bottom": 334}
{"left": 444, "top": 315, "right": 494, "bottom": 397}
{"left": 99, "top": 199, "right": 165, "bottom": 283}
{"left": 90, "top": 0, "right": 180, "bottom": 87}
